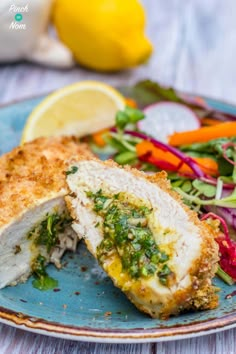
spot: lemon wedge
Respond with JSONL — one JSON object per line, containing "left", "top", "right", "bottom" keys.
{"left": 21, "top": 81, "right": 125, "bottom": 143}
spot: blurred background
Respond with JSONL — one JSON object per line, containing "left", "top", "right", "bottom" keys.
{"left": 0, "top": 0, "right": 236, "bottom": 104}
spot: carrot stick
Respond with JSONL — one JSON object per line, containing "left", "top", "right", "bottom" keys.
{"left": 92, "top": 128, "right": 109, "bottom": 147}
{"left": 180, "top": 157, "right": 219, "bottom": 176}
{"left": 125, "top": 98, "right": 137, "bottom": 108}
{"left": 136, "top": 141, "right": 219, "bottom": 176}
{"left": 201, "top": 118, "right": 222, "bottom": 126}
{"left": 168, "top": 122, "right": 236, "bottom": 146}
{"left": 136, "top": 141, "right": 156, "bottom": 157}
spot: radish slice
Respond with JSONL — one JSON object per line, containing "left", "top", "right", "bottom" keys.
{"left": 140, "top": 102, "right": 200, "bottom": 142}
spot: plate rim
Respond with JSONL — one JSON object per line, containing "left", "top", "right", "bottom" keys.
{"left": 0, "top": 304, "right": 236, "bottom": 343}
{"left": 1, "top": 87, "right": 236, "bottom": 343}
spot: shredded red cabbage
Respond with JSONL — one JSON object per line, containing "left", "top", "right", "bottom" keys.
{"left": 201, "top": 212, "right": 230, "bottom": 238}
{"left": 199, "top": 176, "right": 235, "bottom": 189}
{"left": 201, "top": 212, "right": 236, "bottom": 280}
{"left": 205, "top": 202, "right": 236, "bottom": 233}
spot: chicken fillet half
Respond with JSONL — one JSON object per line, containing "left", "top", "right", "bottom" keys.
{"left": 66, "top": 159, "right": 219, "bottom": 318}
{"left": 0, "top": 136, "right": 92, "bottom": 289}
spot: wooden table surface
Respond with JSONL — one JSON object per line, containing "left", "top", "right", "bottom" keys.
{"left": 0, "top": 0, "right": 236, "bottom": 352}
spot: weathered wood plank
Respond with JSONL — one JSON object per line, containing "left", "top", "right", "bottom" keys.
{"left": 155, "top": 329, "right": 236, "bottom": 354}
{"left": 0, "top": 323, "right": 153, "bottom": 354}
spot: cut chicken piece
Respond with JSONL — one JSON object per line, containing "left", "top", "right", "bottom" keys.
{"left": 0, "top": 136, "right": 93, "bottom": 289}
{"left": 66, "top": 159, "right": 219, "bottom": 319}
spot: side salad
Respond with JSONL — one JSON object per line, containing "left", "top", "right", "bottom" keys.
{"left": 84, "top": 80, "right": 236, "bottom": 286}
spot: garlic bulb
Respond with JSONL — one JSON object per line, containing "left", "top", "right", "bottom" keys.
{"left": 0, "top": 0, "right": 74, "bottom": 68}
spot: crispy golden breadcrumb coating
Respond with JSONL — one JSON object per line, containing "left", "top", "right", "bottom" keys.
{"left": 0, "top": 136, "right": 93, "bottom": 227}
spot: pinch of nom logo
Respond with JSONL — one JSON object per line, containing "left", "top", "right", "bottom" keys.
{"left": 9, "top": 4, "right": 29, "bottom": 30}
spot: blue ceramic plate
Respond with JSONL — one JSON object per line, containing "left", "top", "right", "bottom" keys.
{"left": 0, "top": 95, "right": 236, "bottom": 343}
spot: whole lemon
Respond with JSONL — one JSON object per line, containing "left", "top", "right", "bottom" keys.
{"left": 52, "top": 0, "right": 153, "bottom": 72}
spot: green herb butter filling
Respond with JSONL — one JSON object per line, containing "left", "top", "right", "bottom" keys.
{"left": 27, "top": 211, "right": 72, "bottom": 290}
{"left": 31, "top": 254, "right": 58, "bottom": 291}
{"left": 87, "top": 189, "right": 173, "bottom": 285}
{"left": 28, "top": 212, "right": 72, "bottom": 253}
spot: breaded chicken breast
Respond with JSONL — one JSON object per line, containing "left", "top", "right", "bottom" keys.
{"left": 66, "top": 159, "right": 219, "bottom": 319}
{"left": 0, "top": 136, "right": 93, "bottom": 289}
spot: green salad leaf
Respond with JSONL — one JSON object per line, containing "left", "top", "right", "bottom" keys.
{"left": 192, "top": 180, "right": 216, "bottom": 198}
{"left": 115, "top": 106, "right": 144, "bottom": 130}
{"left": 119, "top": 80, "right": 183, "bottom": 108}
